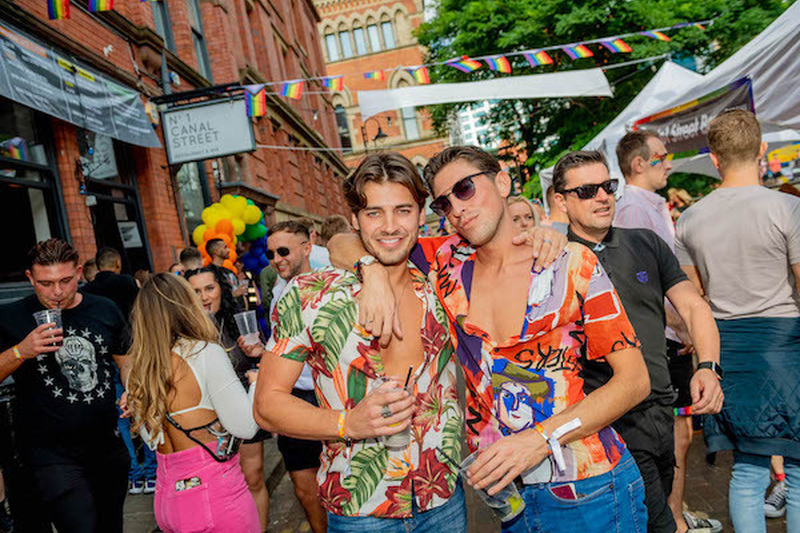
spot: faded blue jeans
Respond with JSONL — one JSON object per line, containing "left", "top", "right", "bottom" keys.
{"left": 729, "top": 451, "right": 800, "bottom": 532}
{"left": 327, "top": 481, "right": 466, "bottom": 533}
{"left": 503, "top": 449, "right": 647, "bottom": 533}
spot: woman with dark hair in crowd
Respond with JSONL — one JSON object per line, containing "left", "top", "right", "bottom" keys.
{"left": 185, "top": 266, "right": 270, "bottom": 532}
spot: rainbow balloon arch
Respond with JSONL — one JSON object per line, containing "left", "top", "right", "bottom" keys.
{"left": 192, "top": 194, "right": 268, "bottom": 274}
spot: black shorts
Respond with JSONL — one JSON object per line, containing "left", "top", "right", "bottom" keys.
{"left": 667, "top": 339, "right": 694, "bottom": 413}
{"left": 276, "top": 388, "right": 322, "bottom": 472}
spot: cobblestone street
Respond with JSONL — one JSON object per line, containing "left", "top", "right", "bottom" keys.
{"left": 123, "top": 432, "right": 788, "bottom": 533}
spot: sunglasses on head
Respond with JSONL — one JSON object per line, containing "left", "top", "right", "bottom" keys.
{"left": 266, "top": 242, "right": 307, "bottom": 261}
{"left": 559, "top": 179, "right": 619, "bottom": 200}
{"left": 429, "top": 171, "right": 488, "bottom": 216}
{"left": 650, "top": 153, "right": 674, "bottom": 166}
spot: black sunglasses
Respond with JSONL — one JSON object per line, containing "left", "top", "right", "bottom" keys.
{"left": 559, "top": 179, "right": 619, "bottom": 200}
{"left": 430, "top": 171, "right": 487, "bottom": 216}
{"left": 266, "top": 241, "right": 308, "bottom": 261}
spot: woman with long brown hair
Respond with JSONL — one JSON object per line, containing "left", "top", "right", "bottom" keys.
{"left": 126, "top": 273, "right": 260, "bottom": 533}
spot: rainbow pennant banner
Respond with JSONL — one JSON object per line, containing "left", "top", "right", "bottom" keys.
{"left": 406, "top": 66, "right": 430, "bottom": 84}
{"left": 694, "top": 23, "right": 706, "bottom": 30}
{"left": 600, "top": 38, "right": 633, "bottom": 53}
{"left": 364, "top": 71, "right": 385, "bottom": 81}
{"left": 446, "top": 56, "right": 482, "bottom": 73}
{"left": 485, "top": 56, "right": 512, "bottom": 73}
{"left": 640, "top": 31, "right": 671, "bottom": 42}
{"left": 48, "top": 0, "right": 70, "bottom": 19}
{"left": 562, "top": 44, "right": 593, "bottom": 60}
{"left": 523, "top": 50, "right": 553, "bottom": 67}
{"left": 244, "top": 84, "right": 267, "bottom": 117}
{"left": 323, "top": 76, "right": 344, "bottom": 91}
{"left": 280, "top": 80, "right": 304, "bottom": 100}
{"left": 88, "top": 0, "right": 113, "bottom": 11}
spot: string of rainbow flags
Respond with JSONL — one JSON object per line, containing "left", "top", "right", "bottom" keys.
{"left": 241, "top": 19, "right": 711, "bottom": 116}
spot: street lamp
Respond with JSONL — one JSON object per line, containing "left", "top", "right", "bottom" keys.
{"left": 360, "top": 116, "right": 391, "bottom": 152}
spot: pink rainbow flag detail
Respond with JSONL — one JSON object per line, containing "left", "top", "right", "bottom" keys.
{"left": 280, "top": 81, "right": 304, "bottom": 100}
{"left": 447, "top": 56, "right": 482, "bottom": 73}
{"left": 485, "top": 56, "right": 511, "bottom": 73}
{"left": 600, "top": 38, "right": 633, "bottom": 53}
{"left": 406, "top": 66, "right": 430, "bottom": 84}
{"left": 364, "top": 71, "right": 385, "bottom": 81}
{"left": 244, "top": 84, "right": 267, "bottom": 117}
{"left": 523, "top": 50, "right": 553, "bottom": 67}
{"left": 694, "top": 23, "right": 706, "bottom": 30}
{"left": 562, "top": 44, "right": 593, "bottom": 60}
{"left": 640, "top": 31, "right": 671, "bottom": 42}
{"left": 48, "top": 0, "right": 70, "bottom": 19}
{"left": 88, "top": 0, "right": 113, "bottom": 11}
{"left": 323, "top": 76, "right": 344, "bottom": 91}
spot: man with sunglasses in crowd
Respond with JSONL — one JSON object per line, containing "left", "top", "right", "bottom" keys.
{"left": 330, "top": 146, "right": 653, "bottom": 531}
{"left": 550, "top": 150, "right": 723, "bottom": 533}
{"left": 263, "top": 221, "right": 327, "bottom": 533}
{"left": 614, "top": 131, "right": 723, "bottom": 532}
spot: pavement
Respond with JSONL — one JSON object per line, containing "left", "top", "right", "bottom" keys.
{"left": 123, "top": 432, "right": 788, "bottom": 533}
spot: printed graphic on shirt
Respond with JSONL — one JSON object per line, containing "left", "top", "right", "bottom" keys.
{"left": 38, "top": 326, "right": 113, "bottom": 404}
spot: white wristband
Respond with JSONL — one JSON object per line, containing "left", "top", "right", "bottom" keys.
{"left": 548, "top": 418, "right": 582, "bottom": 474}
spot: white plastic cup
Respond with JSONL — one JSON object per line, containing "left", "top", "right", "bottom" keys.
{"left": 460, "top": 449, "right": 526, "bottom": 522}
{"left": 371, "top": 376, "right": 411, "bottom": 449}
{"left": 33, "top": 309, "right": 63, "bottom": 347}
{"left": 234, "top": 311, "right": 259, "bottom": 346}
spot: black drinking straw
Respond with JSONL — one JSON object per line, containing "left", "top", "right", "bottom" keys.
{"left": 403, "top": 365, "right": 413, "bottom": 390}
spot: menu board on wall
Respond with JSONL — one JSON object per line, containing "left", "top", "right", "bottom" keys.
{"left": 0, "top": 20, "right": 161, "bottom": 149}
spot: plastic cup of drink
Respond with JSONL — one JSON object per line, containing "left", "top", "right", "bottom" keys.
{"left": 33, "top": 309, "right": 63, "bottom": 347}
{"left": 234, "top": 311, "right": 259, "bottom": 346}
{"left": 371, "top": 376, "right": 411, "bottom": 449}
{"left": 460, "top": 450, "right": 526, "bottom": 522}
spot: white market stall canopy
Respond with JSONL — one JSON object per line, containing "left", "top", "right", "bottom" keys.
{"left": 357, "top": 69, "right": 613, "bottom": 119}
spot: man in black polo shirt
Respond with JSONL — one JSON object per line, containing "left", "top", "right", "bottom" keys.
{"left": 0, "top": 239, "right": 129, "bottom": 533}
{"left": 82, "top": 247, "right": 139, "bottom": 321}
{"left": 550, "top": 151, "right": 724, "bottom": 533}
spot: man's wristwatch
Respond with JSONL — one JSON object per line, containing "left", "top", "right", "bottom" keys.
{"left": 696, "top": 361, "right": 723, "bottom": 380}
{"left": 354, "top": 255, "right": 378, "bottom": 282}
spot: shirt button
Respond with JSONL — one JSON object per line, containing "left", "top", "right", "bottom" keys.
{"left": 493, "top": 347, "right": 499, "bottom": 353}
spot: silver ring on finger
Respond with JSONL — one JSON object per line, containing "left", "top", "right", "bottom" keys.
{"left": 381, "top": 404, "right": 392, "bottom": 418}
{"left": 543, "top": 238, "right": 553, "bottom": 244}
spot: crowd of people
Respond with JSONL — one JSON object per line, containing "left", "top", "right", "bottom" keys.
{"left": 0, "top": 108, "right": 797, "bottom": 533}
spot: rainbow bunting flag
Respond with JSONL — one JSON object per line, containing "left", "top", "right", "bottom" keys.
{"left": 485, "top": 56, "right": 512, "bottom": 73}
{"left": 48, "top": 0, "right": 70, "bottom": 19}
{"left": 364, "top": 71, "right": 385, "bottom": 81}
{"left": 640, "top": 31, "right": 671, "bottom": 42}
{"left": 600, "top": 38, "right": 633, "bottom": 53}
{"left": 562, "top": 44, "right": 593, "bottom": 60}
{"left": 280, "top": 80, "right": 304, "bottom": 100}
{"left": 523, "top": 50, "right": 553, "bottom": 67}
{"left": 88, "top": 0, "right": 113, "bottom": 11}
{"left": 244, "top": 84, "right": 267, "bottom": 117}
{"left": 406, "top": 66, "right": 430, "bottom": 84}
{"left": 694, "top": 23, "right": 706, "bottom": 30}
{"left": 447, "top": 56, "right": 482, "bottom": 73}
{"left": 323, "top": 76, "right": 344, "bottom": 91}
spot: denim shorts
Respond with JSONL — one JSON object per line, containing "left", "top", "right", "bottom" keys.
{"left": 502, "top": 449, "right": 647, "bottom": 533}
{"left": 327, "top": 480, "right": 467, "bottom": 533}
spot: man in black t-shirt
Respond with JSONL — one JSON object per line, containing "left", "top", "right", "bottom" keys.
{"left": 0, "top": 239, "right": 129, "bottom": 533}
{"left": 82, "top": 247, "right": 139, "bottom": 322}
{"left": 550, "top": 151, "right": 724, "bottom": 533}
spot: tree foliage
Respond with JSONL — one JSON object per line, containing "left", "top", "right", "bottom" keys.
{"left": 415, "top": 0, "right": 790, "bottom": 198}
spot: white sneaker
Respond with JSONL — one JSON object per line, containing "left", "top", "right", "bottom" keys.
{"left": 128, "top": 479, "right": 144, "bottom": 495}
{"left": 683, "top": 511, "right": 723, "bottom": 533}
{"left": 765, "top": 480, "right": 787, "bottom": 518}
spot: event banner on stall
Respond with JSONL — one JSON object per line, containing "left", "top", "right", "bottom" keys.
{"left": 633, "top": 77, "right": 754, "bottom": 157}
{"left": 0, "top": 20, "right": 161, "bottom": 148}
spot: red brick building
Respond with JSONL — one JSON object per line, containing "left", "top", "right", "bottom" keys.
{"left": 0, "top": 0, "right": 348, "bottom": 301}
{"left": 313, "top": 0, "right": 449, "bottom": 171}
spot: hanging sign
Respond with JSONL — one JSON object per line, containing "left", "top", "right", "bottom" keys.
{"left": 162, "top": 98, "right": 255, "bottom": 165}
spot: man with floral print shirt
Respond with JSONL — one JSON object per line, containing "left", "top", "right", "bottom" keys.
{"left": 330, "top": 146, "right": 652, "bottom": 532}
{"left": 254, "top": 152, "right": 466, "bottom": 532}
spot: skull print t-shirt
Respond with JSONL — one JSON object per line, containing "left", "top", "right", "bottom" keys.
{"left": 0, "top": 293, "right": 128, "bottom": 461}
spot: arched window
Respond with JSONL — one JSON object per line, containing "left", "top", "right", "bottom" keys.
{"left": 353, "top": 26, "right": 368, "bottom": 55}
{"left": 366, "top": 19, "right": 381, "bottom": 52}
{"left": 334, "top": 105, "right": 352, "bottom": 152}
{"left": 338, "top": 24, "right": 353, "bottom": 59}
{"left": 381, "top": 19, "right": 395, "bottom": 49}
{"left": 324, "top": 32, "right": 339, "bottom": 61}
{"left": 397, "top": 81, "right": 419, "bottom": 140}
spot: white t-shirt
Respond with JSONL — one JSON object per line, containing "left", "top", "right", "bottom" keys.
{"left": 675, "top": 185, "right": 800, "bottom": 320}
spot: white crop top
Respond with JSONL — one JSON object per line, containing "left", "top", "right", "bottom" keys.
{"left": 139, "top": 338, "right": 259, "bottom": 449}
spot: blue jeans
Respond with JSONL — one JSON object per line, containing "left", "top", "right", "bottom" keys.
{"left": 327, "top": 481, "right": 466, "bottom": 533}
{"left": 116, "top": 381, "right": 157, "bottom": 481}
{"left": 729, "top": 452, "right": 800, "bottom": 532}
{"left": 503, "top": 449, "right": 647, "bottom": 533}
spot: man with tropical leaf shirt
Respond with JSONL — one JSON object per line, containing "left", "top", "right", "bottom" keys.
{"left": 253, "top": 152, "right": 467, "bottom": 532}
